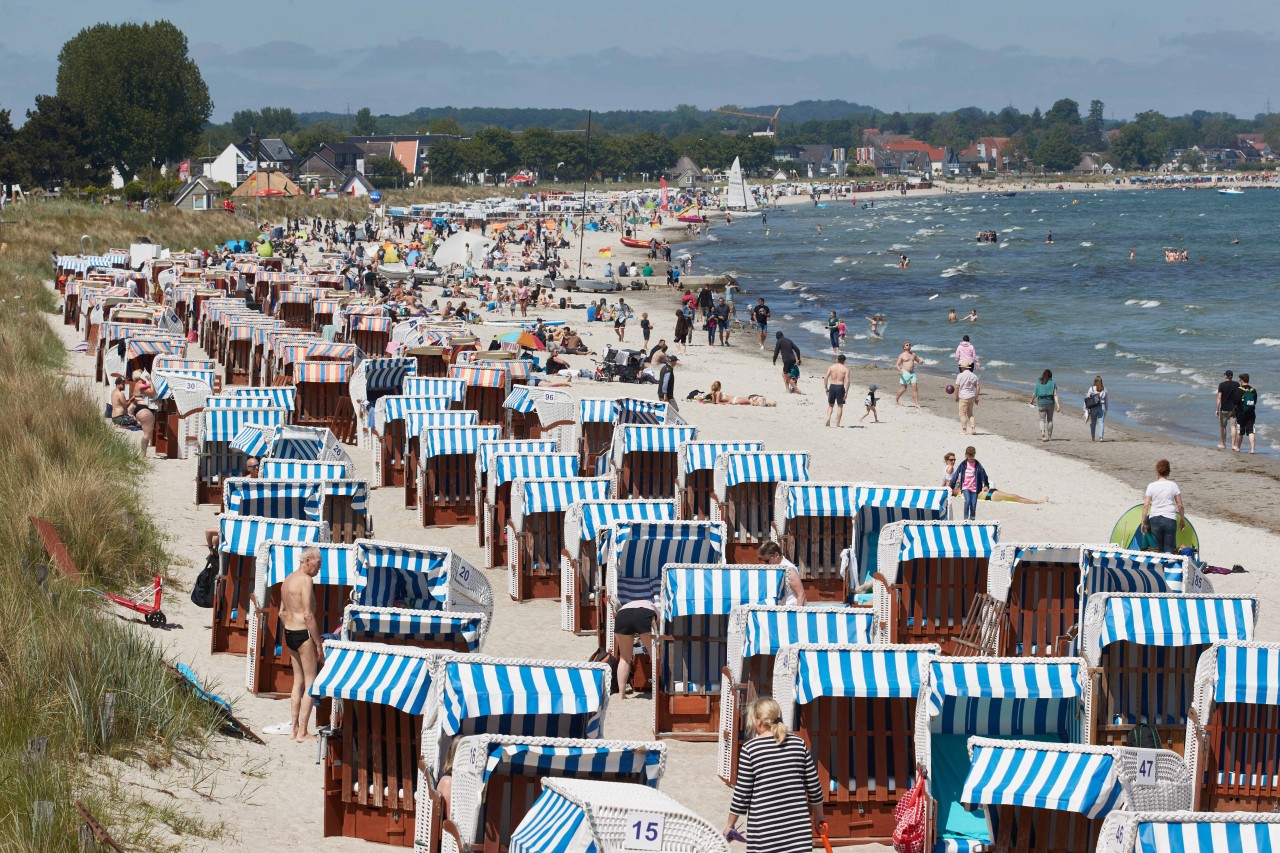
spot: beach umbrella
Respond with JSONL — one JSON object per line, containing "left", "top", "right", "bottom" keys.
{"left": 1109, "top": 503, "right": 1200, "bottom": 552}
{"left": 494, "top": 330, "right": 546, "bottom": 350}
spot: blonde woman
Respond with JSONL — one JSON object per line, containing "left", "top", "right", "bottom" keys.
{"left": 725, "top": 697, "right": 825, "bottom": 852}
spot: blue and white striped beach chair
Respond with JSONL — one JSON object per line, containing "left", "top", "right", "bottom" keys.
{"left": 501, "top": 385, "right": 576, "bottom": 446}
{"left": 341, "top": 605, "right": 489, "bottom": 653}
{"left": 1096, "top": 811, "right": 1280, "bottom": 853}
{"left": 402, "top": 410, "right": 482, "bottom": 507}
{"left": 771, "top": 481, "right": 867, "bottom": 600}
{"left": 195, "top": 406, "right": 286, "bottom": 505}
{"left": 846, "top": 486, "right": 951, "bottom": 591}
{"left": 474, "top": 440, "right": 558, "bottom": 548}
{"left": 349, "top": 356, "right": 416, "bottom": 448}
{"left": 772, "top": 643, "right": 939, "bottom": 845}
{"left": 483, "top": 453, "right": 579, "bottom": 570}
{"left": 370, "top": 394, "right": 454, "bottom": 487}
{"left": 987, "top": 543, "right": 1086, "bottom": 657}
{"left": 1082, "top": 592, "right": 1257, "bottom": 755}
{"left": 353, "top": 539, "right": 493, "bottom": 621}
{"left": 917, "top": 656, "right": 1092, "bottom": 853}
{"left": 610, "top": 424, "right": 698, "bottom": 500}
{"left": 258, "top": 459, "right": 349, "bottom": 480}
{"left": 508, "top": 477, "right": 614, "bottom": 601}
{"left": 711, "top": 450, "right": 810, "bottom": 563}
{"left": 717, "top": 605, "right": 875, "bottom": 784}
{"left": 1186, "top": 640, "right": 1280, "bottom": 812}
{"left": 675, "top": 440, "right": 763, "bottom": 520}
{"left": 413, "top": 425, "right": 501, "bottom": 521}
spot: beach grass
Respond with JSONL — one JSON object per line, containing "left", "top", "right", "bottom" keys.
{"left": 0, "top": 200, "right": 253, "bottom": 850}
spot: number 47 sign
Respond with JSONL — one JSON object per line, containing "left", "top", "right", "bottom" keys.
{"left": 624, "top": 812, "right": 665, "bottom": 850}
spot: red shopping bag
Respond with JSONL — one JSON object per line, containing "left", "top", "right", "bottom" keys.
{"left": 892, "top": 774, "right": 927, "bottom": 853}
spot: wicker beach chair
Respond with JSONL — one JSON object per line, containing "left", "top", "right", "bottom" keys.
{"left": 194, "top": 406, "right": 287, "bottom": 505}
{"left": 213, "top": 516, "right": 325, "bottom": 655}
{"left": 771, "top": 482, "right": 865, "bottom": 601}
{"left": 507, "top": 477, "right": 614, "bottom": 602}
{"left": 986, "top": 543, "right": 1087, "bottom": 657}
{"left": 716, "top": 605, "right": 874, "bottom": 785}
{"left": 1095, "top": 811, "right": 1280, "bottom": 853}
{"left": 482, "top": 454, "right": 579, "bottom": 569}
{"left": 501, "top": 386, "right": 576, "bottom": 444}
{"left": 341, "top": 605, "right": 489, "bottom": 653}
{"left": 711, "top": 451, "right": 810, "bottom": 563}
{"left": 1083, "top": 593, "right": 1257, "bottom": 755}
{"left": 371, "top": 396, "right": 453, "bottom": 488}
{"left": 403, "top": 414, "right": 484, "bottom": 508}
{"left": 675, "top": 441, "right": 763, "bottom": 520}
{"left": 474, "top": 440, "right": 559, "bottom": 549}
{"left": 349, "top": 312, "right": 395, "bottom": 357}
{"left": 350, "top": 357, "right": 418, "bottom": 448}
{"left": 917, "top": 656, "right": 1093, "bottom": 853}
{"left": 293, "top": 360, "right": 357, "bottom": 441}
{"left": 560, "top": 499, "right": 676, "bottom": 636}
{"left": 610, "top": 424, "right": 698, "bottom": 500}
{"left": 414, "top": 425, "right": 501, "bottom": 521}
{"left": 450, "top": 365, "right": 512, "bottom": 427}
{"left": 353, "top": 539, "right": 494, "bottom": 623}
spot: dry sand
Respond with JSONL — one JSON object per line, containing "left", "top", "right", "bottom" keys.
{"left": 44, "top": 210, "right": 1280, "bottom": 852}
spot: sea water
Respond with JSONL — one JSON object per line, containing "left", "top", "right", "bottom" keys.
{"left": 692, "top": 189, "right": 1280, "bottom": 452}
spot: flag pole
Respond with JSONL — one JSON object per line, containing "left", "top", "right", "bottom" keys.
{"left": 576, "top": 111, "right": 592, "bottom": 279}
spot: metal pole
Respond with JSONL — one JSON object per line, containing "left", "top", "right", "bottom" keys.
{"left": 577, "top": 111, "right": 591, "bottom": 279}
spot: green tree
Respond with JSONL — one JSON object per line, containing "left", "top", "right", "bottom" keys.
{"left": 1179, "top": 148, "right": 1205, "bottom": 171}
{"left": 1085, "top": 99, "right": 1105, "bottom": 149}
{"left": 16, "top": 94, "right": 110, "bottom": 187}
{"left": 1033, "top": 127, "right": 1082, "bottom": 172}
{"left": 352, "top": 107, "right": 378, "bottom": 136}
{"left": 364, "top": 155, "right": 407, "bottom": 188}
{"left": 1110, "top": 124, "right": 1164, "bottom": 170}
{"left": 0, "top": 108, "right": 23, "bottom": 187}
{"left": 427, "top": 117, "right": 464, "bottom": 136}
{"left": 516, "top": 127, "right": 559, "bottom": 175}
{"left": 1045, "top": 98, "right": 1082, "bottom": 130}
{"left": 427, "top": 139, "right": 465, "bottom": 184}
{"left": 289, "top": 122, "right": 341, "bottom": 159}
{"left": 471, "top": 127, "right": 518, "bottom": 174}
{"left": 55, "top": 21, "right": 212, "bottom": 179}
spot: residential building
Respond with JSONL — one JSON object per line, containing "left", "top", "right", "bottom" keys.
{"left": 172, "top": 176, "right": 223, "bottom": 212}
{"left": 343, "top": 134, "right": 463, "bottom": 175}
{"left": 297, "top": 142, "right": 365, "bottom": 186}
{"left": 206, "top": 142, "right": 255, "bottom": 187}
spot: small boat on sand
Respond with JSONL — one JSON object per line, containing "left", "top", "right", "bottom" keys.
{"left": 619, "top": 237, "right": 651, "bottom": 249}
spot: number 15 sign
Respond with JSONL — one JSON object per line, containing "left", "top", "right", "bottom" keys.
{"left": 624, "top": 811, "right": 665, "bottom": 850}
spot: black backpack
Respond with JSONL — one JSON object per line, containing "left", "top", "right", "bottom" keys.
{"left": 1238, "top": 385, "right": 1258, "bottom": 416}
{"left": 1126, "top": 722, "right": 1162, "bottom": 750}
{"left": 190, "top": 552, "right": 217, "bottom": 608}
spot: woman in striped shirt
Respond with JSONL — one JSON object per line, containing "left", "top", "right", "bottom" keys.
{"left": 725, "top": 697, "right": 825, "bottom": 853}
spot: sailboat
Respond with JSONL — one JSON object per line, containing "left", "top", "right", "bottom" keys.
{"left": 725, "top": 157, "right": 759, "bottom": 211}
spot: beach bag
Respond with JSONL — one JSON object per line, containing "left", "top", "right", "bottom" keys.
{"left": 1126, "top": 722, "right": 1162, "bottom": 750}
{"left": 892, "top": 774, "right": 928, "bottom": 853}
{"left": 1084, "top": 389, "right": 1101, "bottom": 410}
{"left": 589, "top": 647, "right": 621, "bottom": 694}
{"left": 1238, "top": 385, "right": 1258, "bottom": 416}
{"left": 190, "top": 552, "right": 217, "bottom": 609}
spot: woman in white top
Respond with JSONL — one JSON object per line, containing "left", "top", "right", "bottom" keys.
{"left": 1142, "top": 458, "right": 1185, "bottom": 554}
{"left": 757, "top": 541, "right": 806, "bottom": 606}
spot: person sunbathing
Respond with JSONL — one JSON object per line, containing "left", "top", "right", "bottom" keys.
{"left": 708, "top": 381, "right": 776, "bottom": 407}
{"left": 947, "top": 483, "right": 1048, "bottom": 505}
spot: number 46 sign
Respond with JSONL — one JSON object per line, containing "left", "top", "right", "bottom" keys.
{"left": 624, "top": 811, "right": 665, "bottom": 850}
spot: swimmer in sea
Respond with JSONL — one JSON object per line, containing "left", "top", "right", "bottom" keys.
{"left": 964, "top": 309, "right": 978, "bottom": 322}
{"left": 817, "top": 225, "right": 822, "bottom": 236}
{"left": 948, "top": 308, "right": 957, "bottom": 323}
{"left": 1045, "top": 231, "right": 1054, "bottom": 244}
{"left": 1232, "top": 236, "right": 1240, "bottom": 245}
{"left": 1130, "top": 248, "right": 1135, "bottom": 261}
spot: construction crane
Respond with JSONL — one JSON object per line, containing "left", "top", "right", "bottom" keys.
{"left": 714, "top": 107, "right": 781, "bottom": 137}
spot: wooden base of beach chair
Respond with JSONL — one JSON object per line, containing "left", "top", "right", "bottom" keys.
{"left": 484, "top": 496, "right": 511, "bottom": 568}
{"left": 800, "top": 695, "right": 918, "bottom": 844}
{"left": 1200, "top": 702, "right": 1280, "bottom": 812}
{"left": 325, "top": 496, "right": 369, "bottom": 545}
{"left": 656, "top": 624, "right": 726, "bottom": 739}
{"left": 422, "top": 455, "right": 479, "bottom": 527}
{"left": 464, "top": 386, "right": 504, "bottom": 427}
{"left": 721, "top": 482, "right": 774, "bottom": 564}
{"left": 579, "top": 424, "right": 613, "bottom": 478}
{"left": 323, "top": 700, "right": 419, "bottom": 847}
{"left": 987, "top": 804, "right": 1099, "bottom": 853}
{"left": 618, "top": 452, "right": 679, "bottom": 501}
{"left": 656, "top": 692, "right": 719, "bottom": 740}
{"left": 680, "top": 474, "right": 715, "bottom": 520}
{"left": 1006, "top": 561, "right": 1081, "bottom": 657}
{"left": 785, "top": 516, "right": 853, "bottom": 602}
{"left": 380, "top": 423, "right": 408, "bottom": 488}
{"left": 352, "top": 330, "right": 389, "bottom": 358}
{"left": 252, "top": 585, "right": 353, "bottom": 697}
{"left": 512, "top": 513, "right": 566, "bottom": 601}
{"left": 565, "top": 550, "right": 602, "bottom": 635}
{"left": 409, "top": 348, "right": 448, "bottom": 378}
{"left": 876, "top": 556, "right": 990, "bottom": 647}
{"left": 1093, "top": 641, "right": 1200, "bottom": 756}
{"left": 212, "top": 555, "right": 255, "bottom": 655}
{"left": 153, "top": 404, "right": 182, "bottom": 460}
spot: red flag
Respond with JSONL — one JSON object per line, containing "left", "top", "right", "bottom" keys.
{"left": 659, "top": 177, "right": 669, "bottom": 210}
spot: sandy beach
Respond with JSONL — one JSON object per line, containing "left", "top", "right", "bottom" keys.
{"left": 44, "top": 209, "right": 1280, "bottom": 852}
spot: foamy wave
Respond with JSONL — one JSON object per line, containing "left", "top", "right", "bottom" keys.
{"left": 960, "top": 293, "right": 980, "bottom": 299}
{"left": 1254, "top": 338, "right": 1280, "bottom": 347}
{"left": 780, "top": 281, "right": 802, "bottom": 291}
{"left": 912, "top": 345, "right": 947, "bottom": 352}
{"left": 986, "top": 359, "right": 1012, "bottom": 367}
{"left": 1124, "top": 299, "right": 1161, "bottom": 308}
{"left": 1081, "top": 241, "right": 1094, "bottom": 247}
{"left": 799, "top": 320, "right": 828, "bottom": 336}
{"left": 940, "top": 262, "right": 976, "bottom": 279}
{"left": 800, "top": 294, "right": 819, "bottom": 301}
{"left": 889, "top": 244, "right": 911, "bottom": 251}
{"left": 1095, "top": 342, "right": 1110, "bottom": 350}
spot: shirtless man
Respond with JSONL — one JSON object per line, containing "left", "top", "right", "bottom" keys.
{"left": 281, "top": 548, "right": 325, "bottom": 742}
{"left": 824, "top": 354, "right": 850, "bottom": 427}
{"left": 894, "top": 342, "right": 924, "bottom": 407}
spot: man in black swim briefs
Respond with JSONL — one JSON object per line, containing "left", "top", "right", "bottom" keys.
{"left": 824, "top": 354, "right": 849, "bottom": 427}
{"left": 281, "top": 547, "right": 324, "bottom": 742}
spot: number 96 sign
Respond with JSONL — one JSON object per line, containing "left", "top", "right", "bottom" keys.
{"left": 624, "top": 812, "right": 665, "bottom": 850}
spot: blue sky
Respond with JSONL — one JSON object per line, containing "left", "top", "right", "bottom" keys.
{"left": 2, "top": 0, "right": 1279, "bottom": 122}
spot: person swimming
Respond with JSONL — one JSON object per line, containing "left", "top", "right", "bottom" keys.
{"left": 963, "top": 309, "right": 978, "bottom": 322}
{"left": 1045, "top": 231, "right": 1054, "bottom": 244}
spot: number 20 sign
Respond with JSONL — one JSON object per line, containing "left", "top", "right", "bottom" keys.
{"left": 624, "top": 811, "right": 665, "bottom": 850}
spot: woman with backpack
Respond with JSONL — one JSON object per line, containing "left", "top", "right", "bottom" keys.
{"left": 1084, "top": 375, "right": 1108, "bottom": 442}
{"left": 1235, "top": 373, "right": 1258, "bottom": 454}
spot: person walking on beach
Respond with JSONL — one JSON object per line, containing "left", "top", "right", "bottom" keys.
{"left": 949, "top": 446, "right": 990, "bottom": 521}
{"left": 894, "top": 342, "right": 924, "bottom": 407}
{"left": 697, "top": 284, "right": 714, "bottom": 322}
{"left": 1142, "top": 459, "right": 1186, "bottom": 554}
{"left": 1235, "top": 373, "right": 1258, "bottom": 454}
{"left": 955, "top": 362, "right": 980, "bottom": 434}
{"left": 725, "top": 697, "right": 825, "bottom": 853}
{"left": 773, "top": 332, "right": 802, "bottom": 394}
{"left": 672, "top": 309, "right": 690, "bottom": 356}
{"left": 281, "top": 548, "right": 325, "bottom": 742}
{"left": 753, "top": 298, "right": 771, "bottom": 350}
{"left": 1084, "top": 376, "right": 1108, "bottom": 442}
{"left": 826, "top": 311, "right": 841, "bottom": 354}
{"left": 860, "top": 384, "right": 879, "bottom": 423}
{"left": 1032, "top": 369, "right": 1061, "bottom": 441}
{"left": 640, "top": 312, "right": 652, "bottom": 347}
{"left": 824, "top": 354, "right": 849, "bottom": 427}
{"left": 1216, "top": 370, "right": 1240, "bottom": 450}
{"left": 715, "top": 297, "right": 732, "bottom": 346}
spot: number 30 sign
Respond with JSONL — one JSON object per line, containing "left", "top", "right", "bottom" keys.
{"left": 624, "top": 812, "right": 665, "bottom": 850}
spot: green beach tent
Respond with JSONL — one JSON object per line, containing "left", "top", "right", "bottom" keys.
{"left": 1110, "top": 503, "right": 1199, "bottom": 552}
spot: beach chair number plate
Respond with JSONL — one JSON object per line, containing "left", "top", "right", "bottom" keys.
{"left": 624, "top": 812, "right": 664, "bottom": 850}
{"left": 1134, "top": 749, "right": 1159, "bottom": 786}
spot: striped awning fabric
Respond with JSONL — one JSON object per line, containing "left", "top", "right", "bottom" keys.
{"left": 294, "top": 360, "right": 351, "bottom": 383}
{"left": 277, "top": 343, "right": 313, "bottom": 367}
{"left": 423, "top": 426, "right": 502, "bottom": 459}
{"left": 794, "top": 645, "right": 933, "bottom": 704}
{"left": 477, "top": 441, "right": 557, "bottom": 474}
{"left": 786, "top": 484, "right": 858, "bottom": 518}
{"left": 405, "top": 410, "right": 480, "bottom": 437}
{"left": 926, "top": 660, "right": 1084, "bottom": 718}
{"left": 661, "top": 565, "right": 785, "bottom": 620}
{"left": 855, "top": 486, "right": 950, "bottom": 512}
{"left": 609, "top": 522, "right": 725, "bottom": 580}
{"left": 577, "top": 500, "right": 676, "bottom": 542}
{"left": 104, "top": 251, "right": 129, "bottom": 266}
{"left": 306, "top": 341, "right": 361, "bottom": 361}
{"left": 962, "top": 740, "right": 1122, "bottom": 818}
{"left": 258, "top": 460, "right": 349, "bottom": 480}
{"left": 218, "top": 516, "right": 322, "bottom": 556}
{"left": 492, "top": 454, "right": 579, "bottom": 488}
{"left": 899, "top": 523, "right": 999, "bottom": 562}
{"left": 123, "top": 338, "right": 184, "bottom": 359}
{"left": 276, "top": 289, "right": 316, "bottom": 304}
{"left": 508, "top": 790, "right": 588, "bottom": 853}
{"left": 618, "top": 397, "right": 669, "bottom": 424}
{"left": 223, "top": 479, "right": 320, "bottom": 521}
{"left": 1213, "top": 642, "right": 1280, "bottom": 705}
{"left": 504, "top": 360, "right": 532, "bottom": 380}
{"left": 522, "top": 478, "right": 613, "bottom": 515}
{"left": 502, "top": 386, "right": 537, "bottom": 413}
{"left": 320, "top": 479, "right": 369, "bottom": 513}
{"left": 482, "top": 742, "right": 662, "bottom": 786}
{"left": 1084, "top": 548, "right": 1189, "bottom": 594}
{"left": 352, "top": 314, "right": 394, "bottom": 332}
{"left": 355, "top": 542, "right": 451, "bottom": 608}
{"left": 308, "top": 642, "right": 434, "bottom": 714}
{"left": 57, "top": 255, "right": 114, "bottom": 272}
{"left": 1135, "top": 819, "right": 1280, "bottom": 853}
{"left": 342, "top": 304, "right": 387, "bottom": 317}
{"left": 440, "top": 660, "right": 607, "bottom": 736}
{"left": 682, "top": 441, "right": 765, "bottom": 474}
{"left": 578, "top": 398, "right": 617, "bottom": 423}
{"left": 376, "top": 395, "right": 453, "bottom": 428}
{"left": 345, "top": 606, "right": 484, "bottom": 651}
{"left": 262, "top": 541, "right": 360, "bottom": 596}
{"left": 724, "top": 452, "right": 810, "bottom": 488}
{"left": 363, "top": 357, "right": 416, "bottom": 391}
{"left": 741, "top": 607, "right": 875, "bottom": 659}
{"left": 450, "top": 365, "right": 507, "bottom": 388}
{"left": 231, "top": 387, "right": 297, "bottom": 410}
{"left": 617, "top": 425, "right": 698, "bottom": 456}
{"left": 204, "top": 396, "right": 278, "bottom": 411}
{"left": 403, "top": 376, "right": 466, "bottom": 401}
{"left": 230, "top": 424, "right": 278, "bottom": 458}
{"left": 151, "top": 369, "right": 214, "bottom": 402}
{"left": 202, "top": 408, "right": 286, "bottom": 443}
{"left": 1093, "top": 595, "right": 1254, "bottom": 655}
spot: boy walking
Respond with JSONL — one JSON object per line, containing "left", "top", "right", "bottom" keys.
{"left": 860, "top": 384, "right": 879, "bottom": 423}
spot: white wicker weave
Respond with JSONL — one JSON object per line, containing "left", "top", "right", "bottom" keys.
{"left": 1096, "top": 810, "right": 1280, "bottom": 853}
{"left": 353, "top": 537, "right": 493, "bottom": 620}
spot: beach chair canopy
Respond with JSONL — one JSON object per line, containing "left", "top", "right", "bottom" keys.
{"left": 231, "top": 424, "right": 351, "bottom": 464}
{"left": 660, "top": 564, "right": 785, "bottom": 621}
{"left": 229, "top": 386, "right": 298, "bottom": 411}
{"left": 343, "top": 604, "right": 487, "bottom": 652}
{"left": 1097, "top": 812, "right": 1280, "bottom": 853}
{"left": 258, "top": 460, "right": 349, "bottom": 480}
{"left": 848, "top": 486, "right": 951, "bottom": 582}
{"left": 604, "top": 521, "right": 726, "bottom": 587}
{"left": 578, "top": 397, "right": 673, "bottom": 426}
{"left": 1203, "top": 640, "right": 1280, "bottom": 706}
{"left": 489, "top": 454, "right": 579, "bottom": 499}
{"left": 402, "top": 375, "right": 465, "bottom": 401}
{"left": 351, "top": 356, "right": 416, "bottom": 403}
{"left": 511, "top": 477, "right": 614, "bottom": 530}
{"left": 563, "top": 500, "right": 676, "bottom": 562}
{"left": 476, "top": 440, "right": 558, "bottom": 477}
{"left": 962, "top": 739, "right": 1125, "bottom": 819}
{"left": 421, "top": 425, "right": 502, "bottom": 459}
{"left": 713, "top": 451, "right": 810, "bottom": 498}
{"left": 1082, "top": 546, "right": 1204, "bottom": 596}
{"left": 435, "top": 657, "right": 610, "bottom": 738}
{"left": 353, "top": 540, "right": 479, "bottom": 611}
{"left": 309, "top": 640, "right": 440, "bottom": 714}
{"left": 152, "top": 370, "right": 214, "bottom": 416}
{"left": 676, "top": 441, "right": 764, "bottom": 486}
{"left": 294, "top": 360, "right": 352, "bottom": 384}
{"left": 924, "top": 657, "right": 1088, "bottom": 738}
{"left": 257, "top": 540, "right": 359, "bottom": 606}
{"left": 774, "top": 644, "right": 939, "bottom": 728}
{"left": 450, "top": 364, "right": 508, "bottom": 388}
{"left": 1082, "top": 593, "right": 1256, "bottom": 666}
{"left": 218, "top": 515, "right": 325, "bottom": 557}
{"left": 404, "top": 410, "right": 481, "bottom": 438}
{"left": 896, "top": 521, "right": 999, "bottom": 563}
{"left": 223, "top": 477, "right": 321, "bottom": 521}
{"left": 610, "top": 424, "right": 699, "bottom": 464}
{"left": 306, "top": 341, "right": 364, "bottom": 364}
{"left": 370, "top": 394, "right": 452, "bottom": 435}
{"left": 509, "top": 778, "right": 728, "bottom": 853}
{"left": 201, "top": 407, "right": 286, "bottom": 443}
{"left": 729, "top": 605, "right": 875, "bottom": 682}
{"left": 470, "top": 735, "right": 664, "bottom": 787}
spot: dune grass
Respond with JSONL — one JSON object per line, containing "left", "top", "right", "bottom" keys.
{"left": 0, "top": 201, "right": 259, "bottom": 850}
